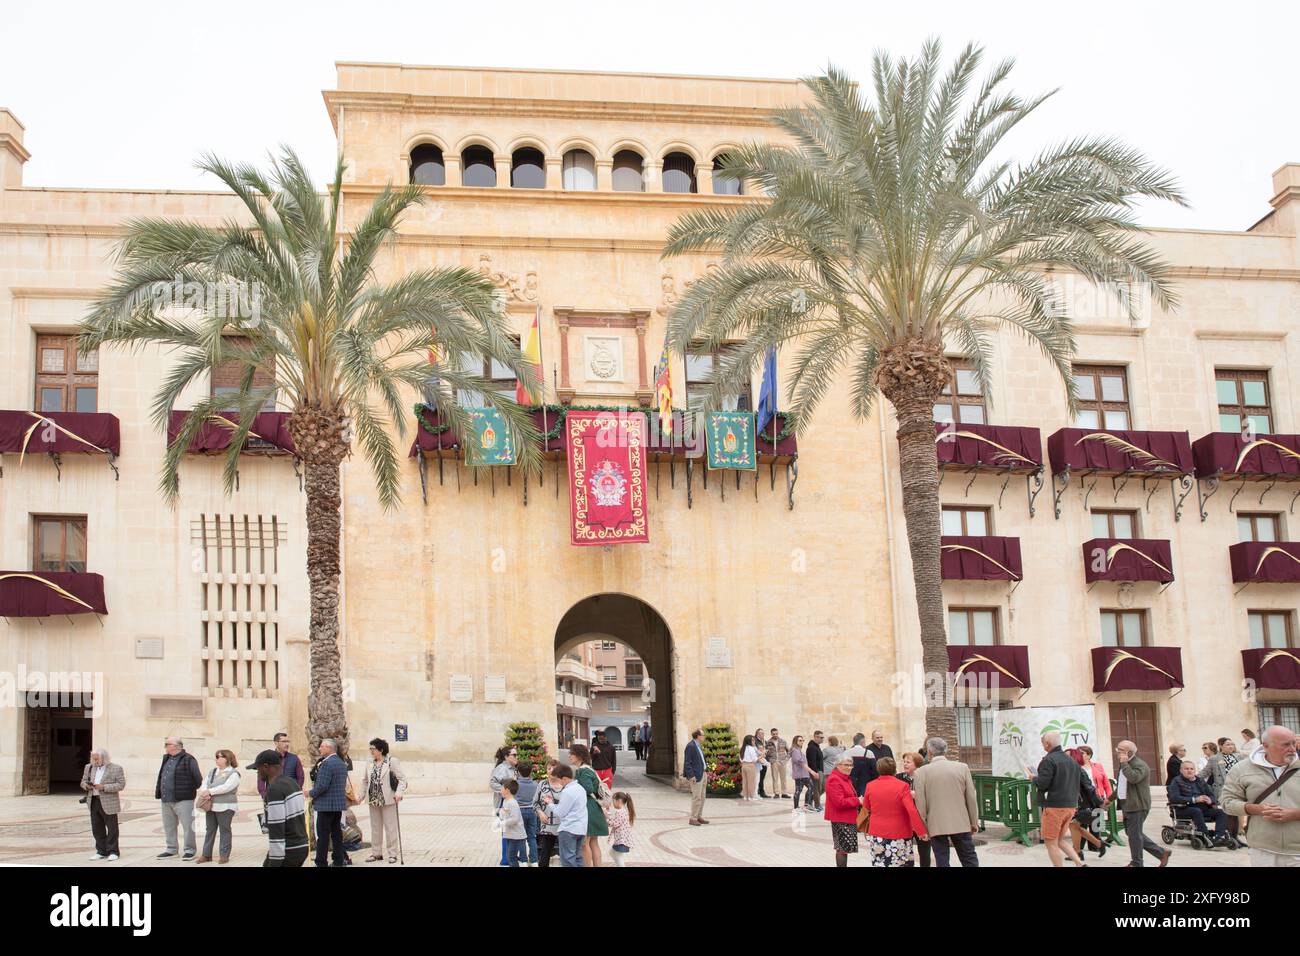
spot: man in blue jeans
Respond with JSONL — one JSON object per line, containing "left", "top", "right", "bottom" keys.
{"left": 540, "top": 764, "right": 588, "bottom": 866}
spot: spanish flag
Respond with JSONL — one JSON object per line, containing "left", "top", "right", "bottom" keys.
{"left": 516, "top": 306, "right": 542, "bottom": 405}
{"left": 653, "top": 339, "right": 673, "bottom": 436}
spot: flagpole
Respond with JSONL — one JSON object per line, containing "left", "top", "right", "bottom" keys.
{"left": 536, "top": 305, "right": 546, "bottom": 463}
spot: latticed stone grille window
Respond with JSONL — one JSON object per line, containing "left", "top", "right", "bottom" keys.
{"left": 190, "top": 514, "right": 285, "bottom": 698}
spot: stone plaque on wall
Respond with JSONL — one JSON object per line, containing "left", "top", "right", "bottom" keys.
{"left": 135, "top": 638, "right": 164, "bottom": 659}
{"left": 484, "top": 675, "right": 507, "bottom": 703}
{"left": 450, "top": 675, "right": 473, "bottom": 702}
{"left": 706, "top": 637, "right": 732, "bottom": 668}
{"left": 583, "top": 335, "right": 624, "bottom": 382}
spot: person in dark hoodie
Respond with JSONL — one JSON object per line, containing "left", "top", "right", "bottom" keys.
{"left": 590, "top": 731, "right": 617, "bottom": 793}
{"left": 154, "top": 736, "right": 203, "bottom": 860}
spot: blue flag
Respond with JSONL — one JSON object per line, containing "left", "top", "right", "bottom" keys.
{"left": 756, "top": 347, "right": 777, "bottom": 435}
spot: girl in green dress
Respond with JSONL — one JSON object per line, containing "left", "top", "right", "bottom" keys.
{"left": 569, "top": 743, "right": 608, "bottom": 867}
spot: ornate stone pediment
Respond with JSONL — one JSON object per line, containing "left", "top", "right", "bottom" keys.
{"left": 476, "top": 253, "right": 539, "bottom": 305}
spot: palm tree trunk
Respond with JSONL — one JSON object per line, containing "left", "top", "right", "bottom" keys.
{"left": 878, "top": 341, "right": 958, "bottom": 755}
{"left": 290, "top": 407, "right": 351, "bottom": 758}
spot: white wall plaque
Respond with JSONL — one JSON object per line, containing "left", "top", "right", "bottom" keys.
{"left": 450, "top": 674, "right": 473, "bottom": 702}
{"left": 484, "top": 675, "right": 507, "bottom": 703}
{"left": 706, "top": 637, "right": 732, "bottom": 668}
{"left": 135, "top": 638, "right": 164, "bottom": 659}
{"left": 583, "top": 335, "right": 624, "bottom": 382}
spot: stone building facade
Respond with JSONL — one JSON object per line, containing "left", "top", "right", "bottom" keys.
{"left": 1, "top": 64, "right": 1298, "bottom": 796}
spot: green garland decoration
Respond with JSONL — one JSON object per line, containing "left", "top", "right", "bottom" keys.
{"left": 413, "top": 403, "right": 794, "bottom": 443}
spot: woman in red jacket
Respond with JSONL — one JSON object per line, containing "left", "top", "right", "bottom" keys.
{"left": 861, "top": 757, "right": 929, "bottom": 867}
{"left": 823, "top": 752, "right": 862, "bottom": 867}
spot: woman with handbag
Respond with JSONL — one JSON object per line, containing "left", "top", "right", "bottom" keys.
{"left": 569, "top": 744, "right": 608, "bottom": 868}
{"left": 194, "top": 749, "right": 240, "bottom": 864}
{"left": 824, "top": 752, "right": 862, "bottom": 867}
{"left": 364, "top": 737, "right": 408, "bottom": 864}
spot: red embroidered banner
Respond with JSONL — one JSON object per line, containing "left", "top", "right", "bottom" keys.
{"left": 566, "top": 411, "right": 648, "bottom": 546}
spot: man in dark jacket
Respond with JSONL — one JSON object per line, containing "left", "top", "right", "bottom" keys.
{"left": 1027, "top": 731, "right": 1084, "bottom": 867}
{"left": 309, "top": 738, "right": 349, "bottom": 868}
{"left": 1116, "top": 740, "right": 1172, "bottom": 867}
{"left": 806, "top": 731, "right": 825, "bottom": 811}
{"left": 258, "top": 731, "right": 304, "bottom": 797}
{"left": 683, "top": 728, "right": 709, "bottom": 826}
{"left": 847, "top": 733, "right": 878, "bottom": 796}
{"left": 154, "top": 736, "right": 202, "bottom": 859}
{"left": 1167, "top": 760, "right": 1232, "bottom": 843}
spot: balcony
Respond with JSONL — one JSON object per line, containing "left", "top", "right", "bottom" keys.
{"left": 1241, "top": 648, "right": 1300, "bottom": 691}
{"left": 167, "top": 411, "right": 295, "bottom": 456}
{"left": 1082, "top": 538, "right": 1175, "bottom": 585}
{"left": 1193, "top": 433, "right": 1300, "bottom": 520}
{"left": 1047, "top": 427, "right": 1194, "bottom": 520}
{"left": 941, "top": 535, "right": 1023, "bottom": 582}
{"left": 1229, "top": 541, "right": 1300, "bottom": 585}
{"left": 0, "top": 410, "right": 121, "bottom": 480}
{"left": 0, "top": 571, "right": 107, "bottom": 617}
{"left": 554, "top": 691, "right": 590, "bottom": 713}
{"left": 555, "top": 657, "right": 601, "bottom": 686}
{"left": 947, "top": 644, "right": 1031, "bottom": 689}
{"left": 935, "top": 422, "right": 1045, "bottom": 516}
{"left": 1091, "top": 646, "right": 1183, "bottom": 692}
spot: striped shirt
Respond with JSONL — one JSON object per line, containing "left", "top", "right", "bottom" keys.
{"left": 264, "top": 774, "right": 308, "bottom": 862}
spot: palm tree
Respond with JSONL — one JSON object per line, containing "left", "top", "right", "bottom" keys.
{"left": 81, "top": 148, "right": 540, "bottom": 755}
{"left": 662, "top": 41, "right": 1186, "bottom": 747}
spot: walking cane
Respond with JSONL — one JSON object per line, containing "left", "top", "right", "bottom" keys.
{"left": 395, "top": 799, "right": 404, "bottom": 865}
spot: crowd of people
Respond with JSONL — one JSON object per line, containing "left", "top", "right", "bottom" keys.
{"left": 74, "top": 721, "right": 1299, "bottom": 868}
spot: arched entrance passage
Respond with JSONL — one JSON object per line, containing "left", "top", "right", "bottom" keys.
{"left": 555, "top": 593, "right": 676, "bottom": 776}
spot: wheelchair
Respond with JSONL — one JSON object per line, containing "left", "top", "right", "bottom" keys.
{"left": 1159, "top": 804, "right": 1239, "bottom": 851}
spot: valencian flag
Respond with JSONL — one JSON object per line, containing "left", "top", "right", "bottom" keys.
{"left": 566, "top": 411, "right": 649, "bottom": 546}
{"left": 465, "top": 407, "right": 516, "bottom": 466}
{"left": 516, "top": 306, "right": 543, "bottom": 405}
{"left": 653, "top": 339, "right": 673, "bottom": 437}
{"left": 705, "top": 410, "right": 756, "bottom": 470}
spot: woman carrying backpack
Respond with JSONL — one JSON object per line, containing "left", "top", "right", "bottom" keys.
{"left": 569, "top": 744, "right": 608, "bottom": 868}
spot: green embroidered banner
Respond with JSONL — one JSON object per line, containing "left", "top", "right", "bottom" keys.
{"left": 465, "top": 407, "right": 516, "bottom": 466}
{"left": 705, "top": 410, "right": 756, "bottom": 470}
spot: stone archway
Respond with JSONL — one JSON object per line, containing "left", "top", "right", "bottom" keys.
{"left": 555, "top": 593, "right": 676, "bottom": 776}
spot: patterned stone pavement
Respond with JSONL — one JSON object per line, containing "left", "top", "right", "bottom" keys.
{"left": 0, "top": 759, "right": 1251, "bottom": 868}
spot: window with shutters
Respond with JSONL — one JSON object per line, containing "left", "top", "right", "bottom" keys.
{"left": 192, "top": 514, "right": 285, "bottom": 698}
{"left": 211, "top": 336, "right": 276, "bottom": 411}
{"left": 35, "top": 334, "right": 99, "bottom": 413}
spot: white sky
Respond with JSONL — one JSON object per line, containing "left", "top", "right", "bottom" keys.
{"left": 5, "top": 0, "right": 1296, "bottom": 231}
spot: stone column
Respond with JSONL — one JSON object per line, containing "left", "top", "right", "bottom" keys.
{"left": 644, "top": 161, "right": 663, "bottom": 193}
{"left": 545, "top": 158, "right": 562, "bottom": 190}
{"left": 445, "top": 155, "right": 462, "bottom": 186}
{"left": 596, "top": 160, "right": 613, "bottom": 191}
{"left": 695, "top": 163, "right": 713, "bottom": 195}
{"left": 494, "top": 157, "right": 512, "bottom": 188}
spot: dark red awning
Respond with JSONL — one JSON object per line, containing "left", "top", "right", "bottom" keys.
{"left": 1230, "top": 541, "right": 1300, "bottom": 584}
{"left": 0, "top": 410, "right": 121, "bottom": 457}
{"left": 0, "top": 571, "right": 107, "bottom": 617}
{"left": 168, "top": 411, "right": 295, "bottom": 455}
{"left": 1091, "top": 646, "right": 1183, "bottom": 692}
{"left": 1082, "top": 538, "right": 1175, "bottom": 584}
{"left": 1241, "top": 648, "right": 1300, "bottom": 691}
{"left": 947, "top": 644, "right": 1032, "bottom": 688}
{"left": 1048, "top": 427, "right": 1193, "bottom": 477}
{"left": 941, "top": 535, "right": 1023, "bottom": 581}
{"left": 1192, "top": 432, "right": 1300, "bottom": 480}
{"left": 936, "top": 422, "right": 1042, "bottom": 472}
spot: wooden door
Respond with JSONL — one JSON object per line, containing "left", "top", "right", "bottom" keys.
{"left": 1109, "top": 702, "right": 1162, "bottom": 783}
{"left": 22, "top": 707, "right": 51, "bottom": 795}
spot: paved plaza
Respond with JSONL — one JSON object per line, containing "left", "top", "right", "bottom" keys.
{"left": 0, "top": 759, "right": 1252, "bottom": 868}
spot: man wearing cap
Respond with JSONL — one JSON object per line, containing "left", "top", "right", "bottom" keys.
{"left": 251, "top": 750, "right": 308, "bottom": 868}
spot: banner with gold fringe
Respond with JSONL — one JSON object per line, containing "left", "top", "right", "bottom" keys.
{"left": 705, "top": 410, "right": 756, "bottom": 470}
{"left": 464, "top": 407, "right": 516, "bottom": 466}
{"left": 566, "top": 411, "right": 648, "bottom": 546}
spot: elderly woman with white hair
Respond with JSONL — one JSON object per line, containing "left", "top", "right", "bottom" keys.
{"left": 80, "top": 747, "right": 126, "bottom": 861}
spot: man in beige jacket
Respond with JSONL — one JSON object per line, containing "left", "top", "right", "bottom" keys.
{"left": 80, "top": 748, "right": 126, "bottom": 861}
{"left": 1222, "top": 724, "right": 1300, "bottom": 867}
{"left": 912, "top": 737, "right": 980, "bottom": 867}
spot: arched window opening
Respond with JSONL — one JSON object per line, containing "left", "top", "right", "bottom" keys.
{"left": 611, "top": 149, "right": 645, "bottom": 192}
{"left": 662, "top": 152, "right": 697, "bottom": 194}
{"left": 461, "top": 145, "right": 496, "bottom": 187}
{"left": 712, "top": 152, "right": 743, "bottom": 195}
{"left": 409, "top": 144, "right": 445, "bottom": 186}
{"left": 511, "top": 147, "right": 546, "bottom": 188}
{"left": 562, "top": 149, "right": 596, "bottom": 191}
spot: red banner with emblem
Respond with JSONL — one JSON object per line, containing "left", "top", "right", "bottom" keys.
{"left": 566, "top": 410, "right": 649, "bottom": 546}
